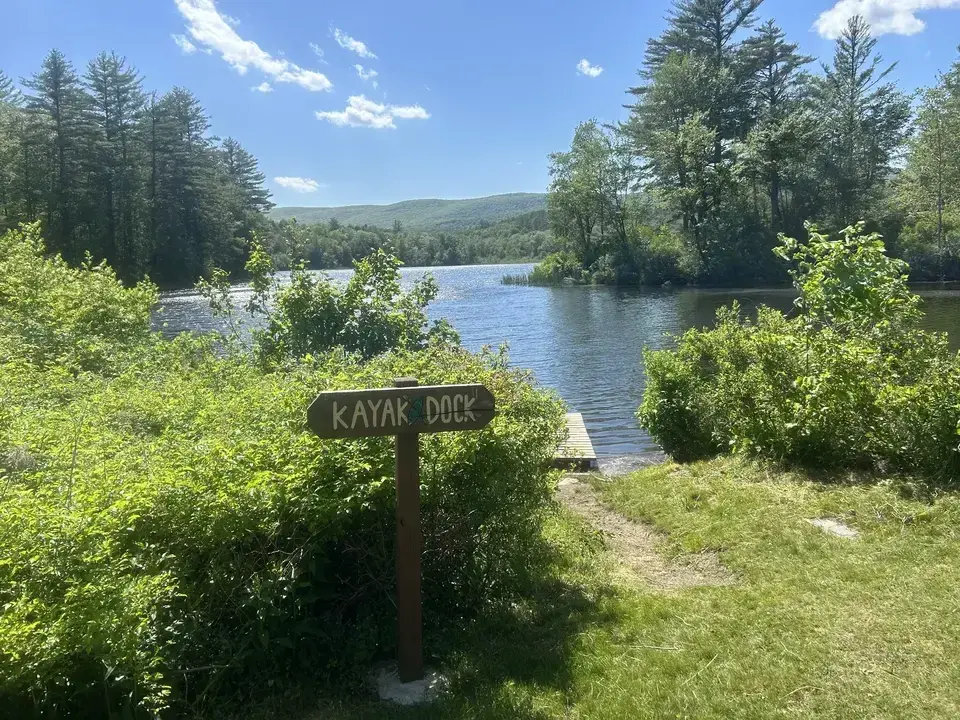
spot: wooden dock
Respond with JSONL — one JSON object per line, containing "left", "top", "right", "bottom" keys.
{"left": 553, "top": 412, "right": 598, "bottom": 471}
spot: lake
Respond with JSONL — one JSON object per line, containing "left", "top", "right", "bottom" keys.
{"left": 158, "top": 263, "right": 960, "bottom": 458}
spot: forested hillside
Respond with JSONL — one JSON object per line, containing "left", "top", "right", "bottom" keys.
{"left": 538, "top": 6, "right": 960, "bottom": 286}
{"left": 13, "top": 6, "right": 960, "bottom": 292}
{"left": 0, "top": 51, "right": 272, "bottom": 288}
{"left": 270, "top": 209, "right": 552, "bottom": 268}
{"left": 270, "top": 192, "right": 547, "bottom": 231}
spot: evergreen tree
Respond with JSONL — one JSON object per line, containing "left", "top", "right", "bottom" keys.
{"left": 0, "top": 51, "right": 274, "bottom": 287}
{"left": 627, "top": 0, "right": 766, "bottom": 271}
{"left": 0, "top": 71, "right": 23, "bottom": 231}
{"left": 22, "top": 50, "right": 93, "bottom": 260}
{"left": 150, "top": 87, "right": 213, "bottom": 283}
{"left": 641, "top": 0, "right": 763, "bottom": 169}
{"left": 896, "top": 63, "right": 960, "bottom": 279}
{"left": 812, "top": 15, "right": 911, "bottom": 226}
{"left": 644, "top": 0, "right": 763, "bottom": 74}
{"left": 737, "top": 20, "right": 816, "bottom": 231}
{"left": 85, "top": 52, "right": 145, "bottom": 274}
{"left": 220, "top": 137, "right": 273, "bottom": 214}
{"left": 0, "top": 70, "right": 21, "bottom": 105}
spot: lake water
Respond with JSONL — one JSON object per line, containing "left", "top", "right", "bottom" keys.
{"left": 158, "top": 263, "right": 960, "bottom": 458}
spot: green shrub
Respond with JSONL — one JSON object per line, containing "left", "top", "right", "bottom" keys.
{"left": 0, "top": 222, "right": 157, "bottom": 372}
{"left": 527, "top": 251, "right": 584, "bottom": 285}
{"left": 639, "top": 222, "right": 960, "bottom": 478}
{"left": 0, "top": 225, "right": 566, "bottom": 717}
{"left": 500, "top": 272, "right": 530, "bottom": 285}
{"left": 637, "top": 227, "right": 691, "bottom": 285}
{"left": 223, "top": 242, "right": 459, "bottom": 364}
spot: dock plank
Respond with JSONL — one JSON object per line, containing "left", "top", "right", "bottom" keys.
{"left": 553, "top": 412, "right": 598, "bottom": 471}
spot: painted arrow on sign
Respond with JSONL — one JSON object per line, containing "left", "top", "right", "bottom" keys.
{"left": 307, "top": 383, "right": 496, "bottom": 439}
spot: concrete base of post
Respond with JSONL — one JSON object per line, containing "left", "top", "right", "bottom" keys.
{"left": 372, "top": 663, "right": 446, "bottom": 705}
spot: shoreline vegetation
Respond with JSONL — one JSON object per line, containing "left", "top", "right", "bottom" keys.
{"left": 516, "top": 10, "right": 960, "bottom": 291}
{"left": 6, "top": 9, "right": 960, "bottom": 296}
{"left": 0, "top": 222, "right": 566, "bottom": 717}
{"left": 4, "top": 212, "right": 959, "bottom": 718}
{"left": 0, "top": 52, "right": 553, "bottom": 292}
{"left": 5, "top": 3, "right": 960, "bottom": 719}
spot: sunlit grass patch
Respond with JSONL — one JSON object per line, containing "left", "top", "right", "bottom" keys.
{"left": 250, "top": 457, "right": 960, "bottom": 720}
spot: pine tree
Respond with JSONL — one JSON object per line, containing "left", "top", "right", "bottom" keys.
{"left": 896, "top": 65, "right": 960, "bottom": 279}
{"left": 738, "top": 20, "right": 815, "bottom": 231}
{"left": 813, "top": 15, "right": 911, "bottom": 226}
{"left": 641, "top": 0, "right": 763, "bottom": 167}
{"left": 149, "top": 88, "right": 213, "bottom": 284}
{"left": 220, "top": 137, "right": 273, "bottom": 214}
{"left": 22, "top": 50, "right": 93, "bottom": 259}
{"left": 627, "top": 0, "right": 765, "bottom": 268}
{"left": 85, "top": 52, "right": 145, "bottom": 274}
{"left": 0, "top": 51, "right": 304, "bottom": 286}
{"left": 0, "top": 76, "right": 17, "bottom": 231}
{"left": 644, "top": 0, "right": 763, "bottom": 74}
{"left": 0, "top": 70, "right": 22, "bottom": 106}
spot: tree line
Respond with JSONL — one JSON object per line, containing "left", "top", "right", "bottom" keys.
{"left": 0, "top": 49, "right": 552, "bottom": 289}
{"left": 545, "top": 2, "right": 960, "bottom": 285}
{"left": 0, "top": 50, "right": 273, "bottom": 288}
{"left": 268, "top": 209, "right": 553, "bottom": 270}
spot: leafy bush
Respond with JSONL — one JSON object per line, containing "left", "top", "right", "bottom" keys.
{"left": 775, "top": 222, "right": 921, "bottom": 335}
{"left": 639, "top": 222, "right": 960, "bottom": 478}
{"left": 636, "top": 227, "right": 691, "bottom": 285}
{"left": 527, "top": 251, "right": 585, "bottom": 285}
{"left": 0, "top": 222, "right": 157, "bottom": 372}
{"left": 207, "top": 241, "right": 460, "bottom": 364}
{"left": 0, "top": 225, "right": 566, "bottom": 717}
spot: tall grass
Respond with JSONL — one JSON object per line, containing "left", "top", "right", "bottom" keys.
{"left": 501, "top": 273, "right": 530, "bottom": 285}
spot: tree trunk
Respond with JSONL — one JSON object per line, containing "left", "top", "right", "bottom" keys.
{"left": 770, "top": 171, "right": 782, "bottom": 231}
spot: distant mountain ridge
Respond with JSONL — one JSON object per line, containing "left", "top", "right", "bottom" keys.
{"left": 269, "top": 192, "right": 548, "bottom": 231}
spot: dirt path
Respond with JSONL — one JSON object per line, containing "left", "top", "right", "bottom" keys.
{"left": 557, "top": 476, "right": 734, "bottom": 590}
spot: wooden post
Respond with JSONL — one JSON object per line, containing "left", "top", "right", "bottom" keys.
{"left": 393, "top": 377, "right": 423, "bottom": 682}
{"left": 306, "top": 380, "right": 495, "bottom": 683}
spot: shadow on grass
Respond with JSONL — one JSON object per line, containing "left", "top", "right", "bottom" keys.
{"left": 752, "top": 458, "right": 957, "bottom": 502}
{"left": 676, "top": 454, "right": 958, "bottom": 504}
{"left": 446, "top": 578, "right": 619, "bottom": 687}
{"left": 325, "top": 574, "right": 624, "bottom": 720}
{"left": 216, "top": 517, "right": 625, "bottom": 720}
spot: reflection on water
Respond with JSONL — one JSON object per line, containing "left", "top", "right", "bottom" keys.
{"left": 157, "top": 264, "right": 960, "bottom": 456}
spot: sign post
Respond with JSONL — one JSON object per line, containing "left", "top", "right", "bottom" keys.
{"left": 307, "top": 379, "right": 496, "bottom": 683}
{"left": 393, "top": 378, "right": 422, "bottom": 682}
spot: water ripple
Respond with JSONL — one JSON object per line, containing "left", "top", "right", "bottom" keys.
{"left": 157, "top": 265, "right": 960, "bottom": 456}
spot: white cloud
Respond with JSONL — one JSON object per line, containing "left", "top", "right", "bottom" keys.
{"left": 315, "top": 95, "right": 429, "bottom": 129}
{"left": 309, "top": 42, "right": 328, "bottom": 64}
{"left": 354, "top": 64, "right": 379, "bottom": 84}
{"left": 222, "top": 12, "right": 239, "bottom": 27}
{"left": 815, "top": 0, "right": 960, "bottom": 38}
{"left": 274, "top": 176, "right": 324, "bottom": 193}
{"left": 333, "top": 27, "right": 378, "bottom": 59}
{"left": 174, "top": 0, "right": 332, "bottom": 91}
{"left": 251, "top": 82, "right": 273, "bottom": 93}
{"left": 576, "top": 58, "right": 603, "bottom": 77}
{"left": 172, "top": 33, "right": 198, "bottom": 54}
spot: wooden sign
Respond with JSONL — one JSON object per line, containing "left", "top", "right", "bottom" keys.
{"left": 307, "top": 383, "right": 495, "bottom": 438}
{"left": 307, "top": 378, "right": 496, "bottom": 684}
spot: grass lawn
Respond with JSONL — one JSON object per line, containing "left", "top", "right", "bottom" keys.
{"left": 238, "top": 458, "right": 960, "bottom": 719}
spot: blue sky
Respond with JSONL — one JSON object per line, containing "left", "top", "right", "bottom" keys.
{"left": 4, "top": 0, "right": 960, "bottom": 207}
